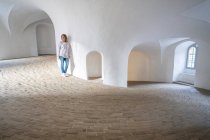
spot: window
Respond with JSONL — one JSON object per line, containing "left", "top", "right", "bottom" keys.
{"left": 186, "top": 45, "right": 197, "bottom": 69}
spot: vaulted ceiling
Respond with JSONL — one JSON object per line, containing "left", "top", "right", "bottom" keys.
{"left": 0, "top": 0, "right": 210, "bottom": 47}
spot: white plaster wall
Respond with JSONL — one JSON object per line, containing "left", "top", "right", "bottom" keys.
{"left": 103, "top": 50, "right": 128, "bottom": 87}
{"left": 22, "top": 24, "right": 38, "bottom": 57}
{"left": 173, "top": 44, "right": 188, "bottom": 81}
{"left": 128, "top": 51, "right": 149, "bottom": 81}
{"left": 0, "top": 22, "right": 11, "bottom": 60}
{"left": 128, "top": 42, "right": 164, "bottom": 83}
{"left": 0, "top": 27, "right": 36, "bottom": 59}
{"left": 177, "top": 72, "right": 195, "bottom": 84}
{"left": 36, "top": 23, "right": 56, "bottom": 55}
{"left": 174, "top": 42, "right": 196, "bottom": 85}
{"left": 0, "top": 2, "right": 55, "bottom": 60}
{"left": 195, "top": 41, "right": 210, "bottom": 90}
{"left": 21, "top": 0, "right": 210, "bottom": 89}
{"left": 1, "top": 0, "right": 210, "bottom": 89}
{"left": 86, "top": 51, "right": 102, "bottom": 78}
{"left": 160, "top": 39, "right": 196, "bottom": 83}
{"left": 70, "top": 42, "right": 89, "bottom": 80}
{"left": 159, "top": 38, "right": 190, "bottom": 82}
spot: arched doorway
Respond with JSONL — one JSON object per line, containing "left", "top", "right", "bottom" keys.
{"left": 0, "top": 1, "right": 56, "bottom": 59}
{"left": 86, "top": 51, "right": 102, "bottom": 80}
{"left": 36, "top": 23, "right": 56, "bottom": 55}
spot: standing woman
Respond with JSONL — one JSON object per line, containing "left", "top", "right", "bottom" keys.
{"left": 57, "top": 34, "right": 72, "bottom": 77}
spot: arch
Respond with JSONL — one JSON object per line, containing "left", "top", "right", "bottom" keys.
{"left": 128, "top": 49, "right": 150, "bottom": 82}
{"left": 86, "top": 51, "right": 102, "bottom": 80}
{"left": 0, "top": 3, "right": 14, "bottom": 34}
{"left": 36, "top": 23, "right": 56, "bottom": 55}
{"left": 0, "top": 1, "right": 56, "bottom": 60}
{"left": 127, "top": 41, "right": 162, "bottom": 85}
{"left": 173, "top": 41, "right": 197, "bottom": 85}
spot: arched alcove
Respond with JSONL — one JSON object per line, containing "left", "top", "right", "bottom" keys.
{"left": 173, "top": 41, "right": 197, "bottom": 85}
{"left": 86, "top": 51, "right": 102, "bottom": 80}
{"left": 36, "top": 23, "right": 56, "bottom": 55}
{"left": 0, "top": 1, "right": 56, "bottom": 60}
{"left": 128, "top": 50, "right": 150, "bottom": 81}
{"left": 127, "top": 42, "right": 162, "bottom": 86}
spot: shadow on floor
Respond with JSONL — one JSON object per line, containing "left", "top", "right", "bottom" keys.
{"left": 88, "top": 77, "right": 102, "bottom": 80}
{"left": 128, "top": 81, "right": 210, "bottom": 95}
{"left": 196, "top": 88, "right": 210, "bottom": 96}
{"left": 127, "top": 81, "right": 166, "bottom": 87}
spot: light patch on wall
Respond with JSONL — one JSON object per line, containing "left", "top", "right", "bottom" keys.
{"left": 0, "top": 3, "right": 14, "bottom": 33}
{"left": 128, "top": 50, "right": 150, "bottom": 81}
{"left": 86, "top": 51, "right": 102, "bottom": 79}
{"left": 36, "top": 23, "right": 56, "bottom": 55}
{"left": 173, "top": 41, "right": 196, "bottom": 84}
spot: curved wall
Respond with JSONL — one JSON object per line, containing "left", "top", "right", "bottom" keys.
{"left": 0, "top": 0, "right": 210, "bottom": 90}
{"left": 173, "top": 41, "right": 196, "bottom": 84}
{"left": 86, "top": 51, "right": 102, "bottom": 79}
{"left": 128, "top": 51, "right": 150, "bottom": 81}
{"left": 36, "top": 23, "right": 55, "bottom": 55}
{"left": 0, "top": 2, "right": 55, "bottom": 60}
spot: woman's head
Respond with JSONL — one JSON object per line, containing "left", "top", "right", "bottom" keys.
{"left": 61, "top": 34, "right": 68, "bottom": 42}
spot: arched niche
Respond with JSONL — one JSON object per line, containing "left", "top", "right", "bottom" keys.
{"left": 128, "top": 49, "right": 150, "bottom": 81}
{"left": 0, "top": 1, "right": 56, "bottom": 59}
{"left": 173, "top": 41, "right": 197, "bottom": 85}
{"left": 127, "top": 42, "right": 162, "bottom": 85}
{"left": 36, "top": 23, "right": 56, "bottom": 55}
{"left": 86, "top": 51, "right": 102, "bottom": 80}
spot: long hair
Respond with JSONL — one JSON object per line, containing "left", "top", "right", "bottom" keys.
{"left": 61, "top": 34, "right": 68, "bottom": 42}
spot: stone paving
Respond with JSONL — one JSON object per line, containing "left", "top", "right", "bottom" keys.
{"left": 0, "top": 55, "right": 210, "bottom": 140}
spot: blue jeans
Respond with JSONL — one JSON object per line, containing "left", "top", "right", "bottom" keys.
{"left": 59, "top": 56, "right": 69, "bottom": 73}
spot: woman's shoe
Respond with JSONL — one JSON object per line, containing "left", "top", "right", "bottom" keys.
{"left": 61, "top": 73, "right": 66, "bottom": 77}
{"left": 65, "top": 73, "right": 69, "bottom": 77}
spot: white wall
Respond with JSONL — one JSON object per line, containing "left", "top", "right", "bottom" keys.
{"left": 1, "top": 0, "right": 210, "bottom": 90}
{"left": 36, "top": 23, "right": 56, "bottom": 55}
{"left": 103, "top": 50, "right": 128, "bottom": 87}
{"left": 195, "top": 41, "right": 210, "bottom": 90}
{"left": 0, "top": 2, "right": 55, "bottom": 60}
{"left": 127, "top": 41, "right": 196, "bottom": 84}
{"left": 0, "top": 22, "right": 11, "bottom": 59}
{"left": 86, "top": 51, "right": 102, "bottom": 79}
{"left": 159, "top": 38, "right": 190, "bottom": 82}
{"left": 128, "top": 51, "right": 149, "bottom": 81}
{"left": 127, "top": 42, "right": 164, "bottom": 83}
{"left": 176, "top": 72, "right": 195, "bottom": 84}
{"left": 173, "top": 42, "right": 195, "bottom": 82}
{"left": 173, "top": 47, "right": 187, "bottom": 82}
{"left": 160, "top": 39, "right": 196, "bottom": 82}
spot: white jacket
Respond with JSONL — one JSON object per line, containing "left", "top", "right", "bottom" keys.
{"left": 57, "top": 42, "right": 72, "bottom": 58}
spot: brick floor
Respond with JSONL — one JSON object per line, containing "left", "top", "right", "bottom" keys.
{"left": 0, "top": 55, "right": 210, "bottom": 140}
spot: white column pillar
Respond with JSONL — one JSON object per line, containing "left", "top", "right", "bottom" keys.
{"left": 195, "top": 42, "right": 210, "bottom": 90}
{"left": 103, "top": 51, "right": 128, "bottom": 87}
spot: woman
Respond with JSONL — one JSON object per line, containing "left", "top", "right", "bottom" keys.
{"left": 57, "top": 34, "right": 72, "bottom": 77}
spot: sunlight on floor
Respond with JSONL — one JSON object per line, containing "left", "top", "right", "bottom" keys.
{"left": 0, "top": 55, "right": 210, "bottom": 140}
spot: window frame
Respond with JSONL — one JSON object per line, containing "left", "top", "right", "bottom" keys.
{"left": 186, "top": 44, "right": 197, "bottom": 70}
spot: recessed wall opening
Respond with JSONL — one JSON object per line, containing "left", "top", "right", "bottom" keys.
{"left": 36, "top": 22, "right": 56, "bottom": 56}
{"left": 86, "top": 51, "right": 102, "bottom": 80}
{"left": 0, "top": 1, "right": 56, "bottom": 60}
{"left": 127, "top": 48, "right": 151, "bottom": 86}
{"left": 173, "top": 41, "right": 197, "bottom": 85}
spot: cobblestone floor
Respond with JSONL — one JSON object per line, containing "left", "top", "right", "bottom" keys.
{"left": 0, "top": 55, "right": 210, "bottom": 140}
